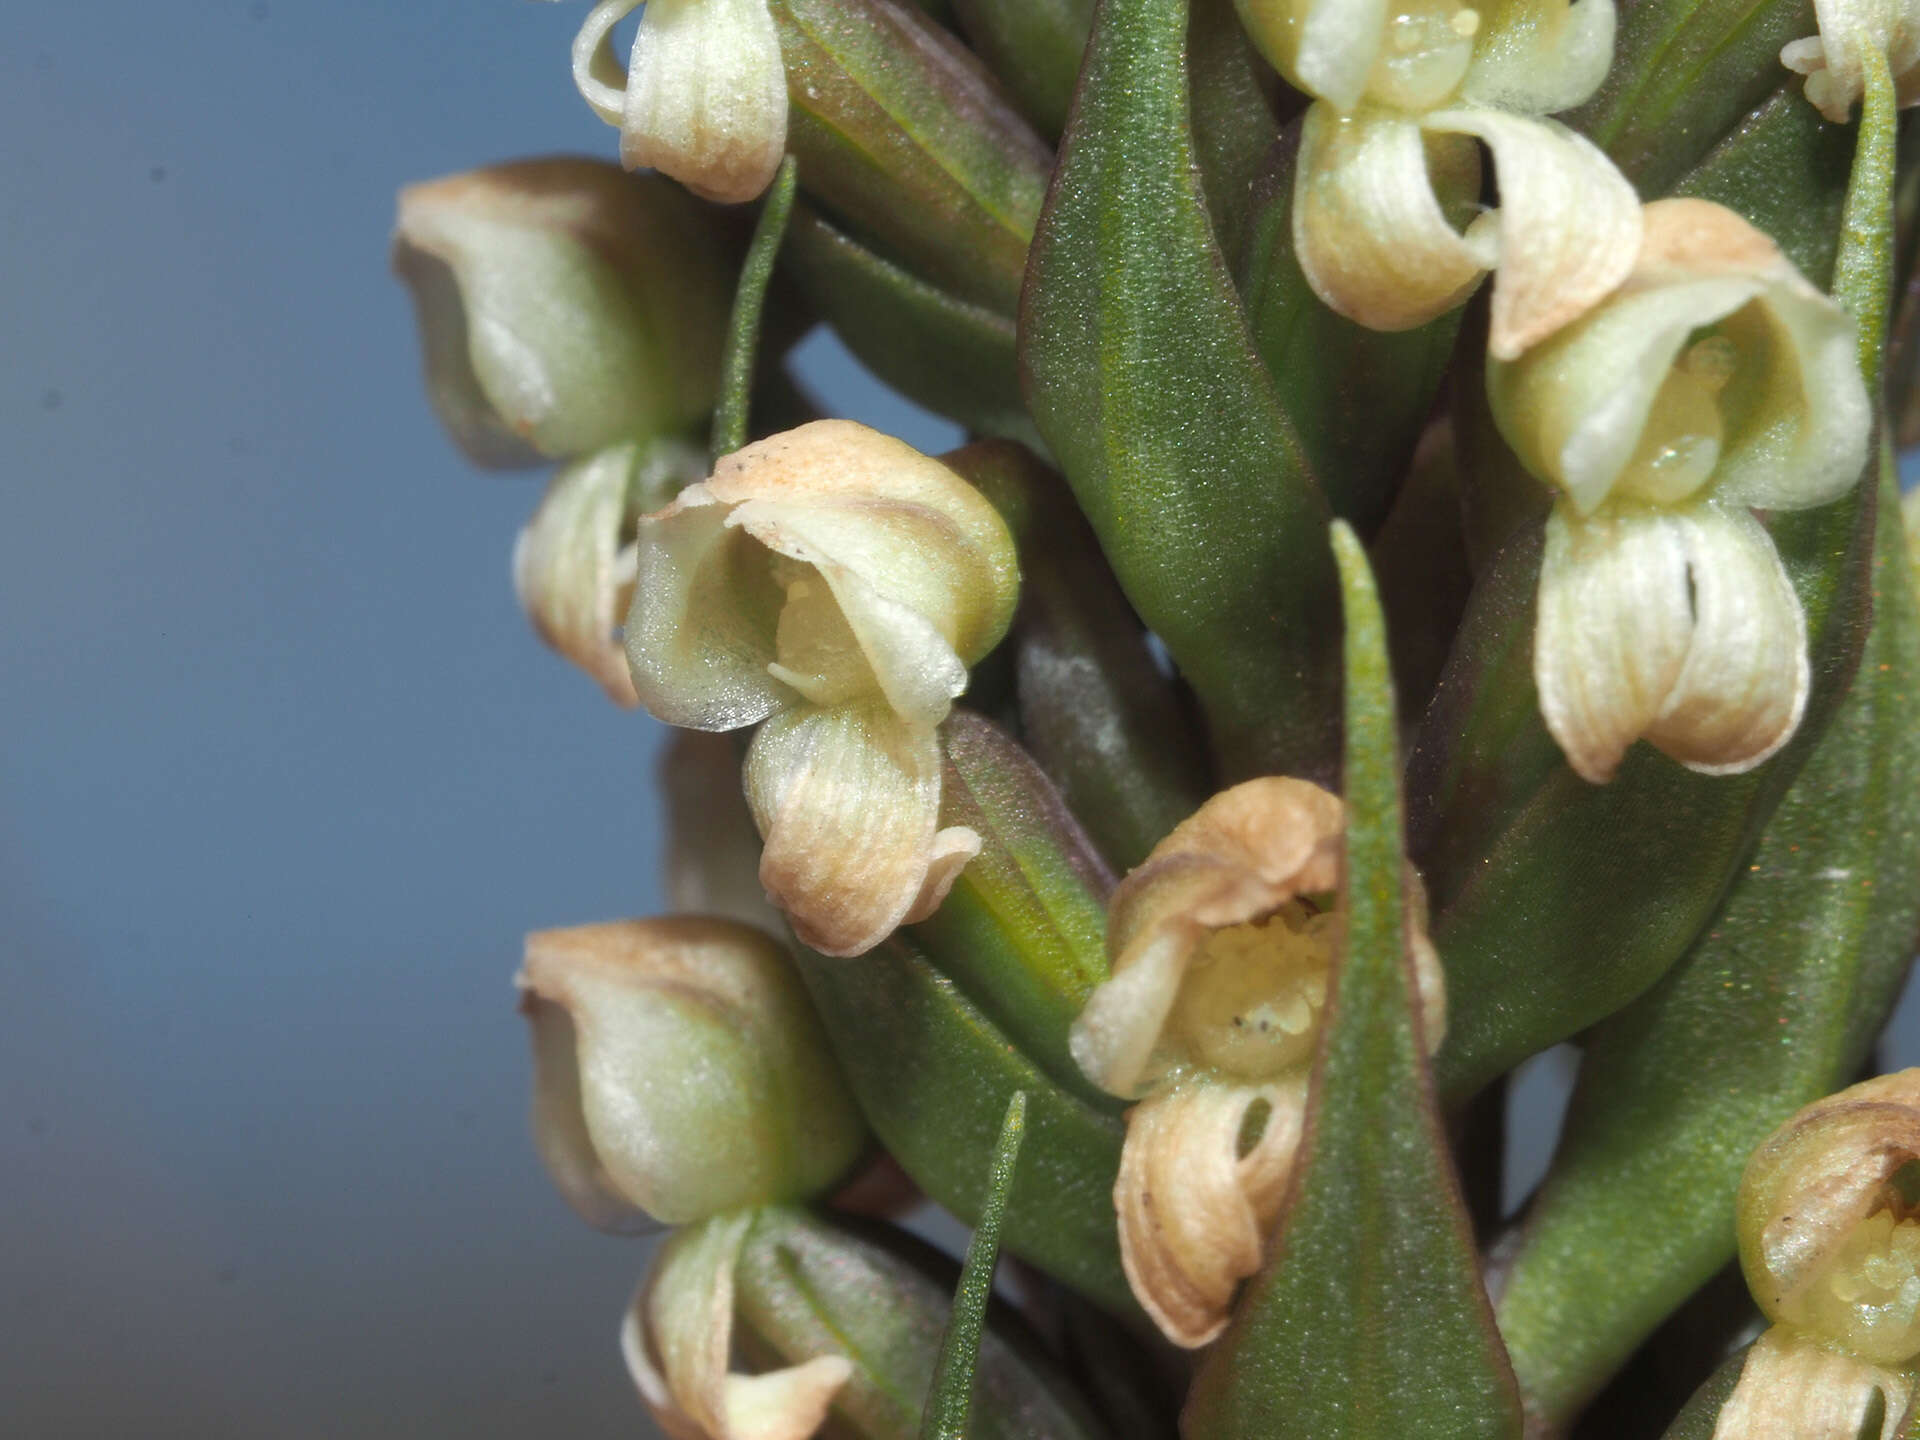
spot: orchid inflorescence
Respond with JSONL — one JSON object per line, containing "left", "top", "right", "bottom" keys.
{"left": 394, "top": 0, "right": 1920, "bottom": 1436}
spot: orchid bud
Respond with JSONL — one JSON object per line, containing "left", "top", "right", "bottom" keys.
{"left": 1782, "top": 0, "right": 1920, "bottom": 123}
{"left": 512, "top": 439, "right": 706, "bottom": 706}
{"left": 1486, "top": 198, "right": 1871, "bottom": 783}
{"left": 624, "top": 1206, "right": 1108, "bottom": 1440}
{"left": 624, "top": 420, "right": 1021, "bottom": 956}
{"left": 1067, "top": 778, "right": 1445, "bottom": 1347}
{"left": 392, "top": 158, "right": 733, "bottom": 466}
{"left": 1231, "top": 0, "right": 1614, "bottom": 116}
{"left": 572, "top": 0, "right": 788, "bottom": 205}
{"left": 515, "top": 918, "right": 865, "bottom": 1230}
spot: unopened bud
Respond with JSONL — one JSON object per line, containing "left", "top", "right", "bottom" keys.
{"left": 393, "top": 158, "right": 732, "bottom": 466}
{"left": 515, "top": 918, "right": 865, "bottom": 1229}
{"left": 572, "top": 0, "right": 788, "bottom": 204}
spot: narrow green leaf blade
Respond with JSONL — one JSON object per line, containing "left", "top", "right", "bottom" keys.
{"left": 1021, "top": 0, "right": 1341, "bottom": 781}
{"left": 921, "top": 1092, "right": 1028, "bottom": 1440}
{"left": 1183, "top": 525, "right": 1521, "bottom": 1440}
{"left": 711, "top": 157, "right": 797, "bottom": 458}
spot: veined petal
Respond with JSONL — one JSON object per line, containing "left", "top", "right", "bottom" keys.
{"left": 1461, "top": 0, "right": 1617, "bottom": 114}
{"left": 1425, "top": 108, "right": 1642, "bottom": 360}
{"left": 1293, "top": 102, "right": 1491, "bottom": 334}
{"left": 625, "top": 1214, "right": 853, "bottom": 1440}
{"left": 1114, "top": 1080, "right": 1308, "bottom": 1348}
{"left": 514, "top": 442, "right": 704, "bottom": 707}
{"left": 1711, "top": 1327, "right": 1911, "bottom": 1440}
{"left": 572, "top": 0, "right": 639, "bottom": 127}
{"left": 627, "top": 484, "right": 790, "bottom": 731}
{"left": 621, "top": 0, "right": 789, "bottom": 206}
{"left": 1535, "top": 502, "right": 1808, "bottom": 784}
{"left": 1643, "top": 506, "right": 1808, "bottom": 776}
{"left": 744, "top": 704, "right": 974, "bottom": 956}
{"left": 1536, "top": 502, "right": 1697, "bottom": 785}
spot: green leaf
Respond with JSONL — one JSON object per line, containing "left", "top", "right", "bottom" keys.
{"left": 795, "top": 933, "right": 1133, "bottom": 1315}
{"left": 1238, "top": 123, "right": 1466, "bottom": 535}
{"left": 910, "top": 710, "right": 1121, "bottom": 1109}
{"left": 950, "top": 0, "right": 1094, "bottom": 141}
{"left": 1182, "top": 525, "right": 1521, "bottom": 1440}
{"left": 1021, "top": 0, "right": 1341, "bottom": 782}
{"left": 731, "top": 1205, "right": 1107, "bottom": 1440}
{"left": 711, "top": 158, "right": 797, "bottom": 458}
{"left": 920, "top": 1092, "right": 1027, "bottom": 1440}
{"left": 780, "top": 206, "right": 1041, "bottom": 450}
{"left": 1567, "top": 0, "right": 1815, "bottom": 196}
{"left": 951, "top": 439, "right": 1211, "bottom": 871}
{"left": 1491, "top": 86, "right": 1920, "bottom": 1421}
{"left": 1187, "top": 0, "right": 1280, "bottom": 268}
{"left": 772, "top": 0, "right": 1052, "bottom": 313}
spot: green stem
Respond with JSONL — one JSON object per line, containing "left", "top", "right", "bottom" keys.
{"left": 1835, "top": 38, "right": 1897, "bottom": 390}
{"left": 710, "top": 157, "right": 798, "bottom": 458}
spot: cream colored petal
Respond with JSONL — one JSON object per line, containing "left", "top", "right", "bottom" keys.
{"left": 902, "top": 825, "right": 983, "bottom": 924}
{"left": 1461, "top": 0, "right": 1618, "bottom": 114}
{"left": 1486, "top": 272, "right": 1761, "bottom": 516}
{"left": 1071, "top": 927, "right": 1196, "bottom": 1099}
{"left": 628, "top": 484, "right": 791, "bottom": 731}
{"left": 1115, "top": 1081, "right": 1309, "bottom": 1348}
{"left": 1230, "top": 0, "right": 1389, "bottom": 114}
{"left": 625, "top": 1215, "right": 854, "bottom": 1440}
{"left": 514, "top": 446, "right": 645, "bottom": 707}
{"left": 1712, "top": 1327, "right": 1911, "bottom": 1440}
{"left": 572, "top": 0, "right": 639, "bottom": 126}
{"left": 1783, "top": 0, "right": 1920, "bottom": 123}
{"left": 522, "top": 992, "right": 653, "bottom": 1233}
{"left": 622, "top": 0, "right": 790, "bottom": 206}
{"left": 1535, "top": 502, "right": 1808, "bottom": 783}
{"left": 710, "top": 421, "right": 1020, "bottom": 667}
{"left": 1425, "top": 109, "right": 1643, "bottom": 360}
{"left": 1294, "top": 102, "right": 1492, "bottom": 334}
{"left": 1643, "top": 505, "right": 1808, "bottom": 777}
{"left": 1534, "top": 502, "right": 1695, "bottom": 785}
{"left": 744, "top": 704, "right": 958, "bottom": 956}
{"left": 1707, "top": 273, "right": 1872, "bottom": 514}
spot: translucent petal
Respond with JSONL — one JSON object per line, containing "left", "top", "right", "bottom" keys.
{"left": 1461, "top": 0, "right": 1617, "bottom": 114}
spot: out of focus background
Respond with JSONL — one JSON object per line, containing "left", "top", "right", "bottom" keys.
{"left": 3, "top": 4, "right": 1916, "bottom": 1437}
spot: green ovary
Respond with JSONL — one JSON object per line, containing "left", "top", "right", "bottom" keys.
{"left": 1170, "top": 904, "right": 1338, "bottom": 1080}
{"left": 1800, "top": 1209, "right": 1920, "bottom": 1366}
{"left": 1613, "top": 335, "right": 1737, "bottom": 507}
{"left": 1366, "top": 5, "right": 1479, "bottom": 112}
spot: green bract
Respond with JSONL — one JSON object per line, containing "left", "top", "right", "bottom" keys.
{"left": 396, "top": 1, "right": 1920, "bottom": 1436}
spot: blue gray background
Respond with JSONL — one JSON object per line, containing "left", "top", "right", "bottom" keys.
{"left": 3, "top": 4, "right": 1915, "bottom": 1437}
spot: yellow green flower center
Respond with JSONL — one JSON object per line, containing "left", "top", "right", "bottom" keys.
{"left": 1367, "top": 5, "right": 1479, "bottom": 112}
{"left": 1799, "top": 1208, "right": 1920, "bottom": 1366}
{"left": 1613, "top": 333, "right": 1738, "bottom": 507}
{"left": 1170, "top": 902, "right": 1338, "bottom": 1080}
